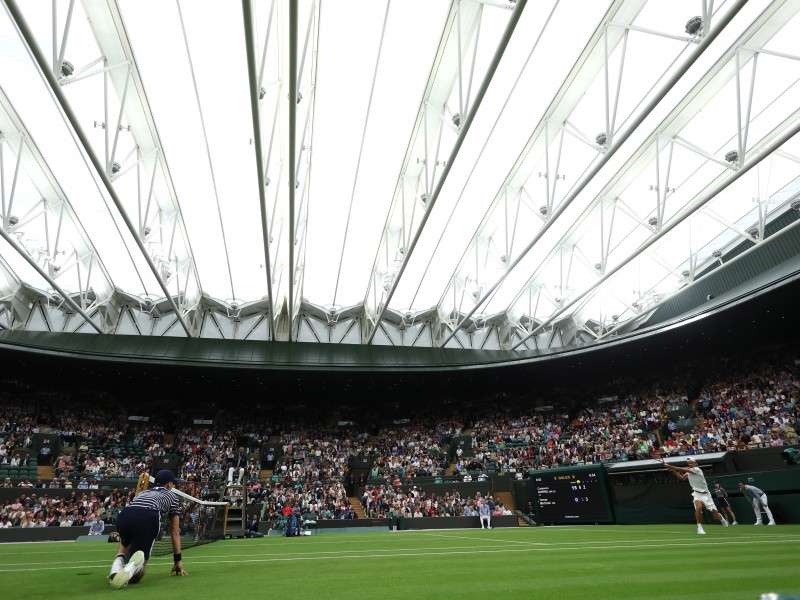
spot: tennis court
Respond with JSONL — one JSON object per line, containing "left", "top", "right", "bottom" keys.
{"left": 1, "top": 524, "right": 798, "bottom": 599}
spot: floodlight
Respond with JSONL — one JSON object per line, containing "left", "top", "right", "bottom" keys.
{"left": 60, "top": 60, "right": 74, "bottom": 77}
{"left": 724, "top": 150, "right": 739, "bottom": 164}
{"left": 685, "top": 16, "right": 703, "bottom": 35}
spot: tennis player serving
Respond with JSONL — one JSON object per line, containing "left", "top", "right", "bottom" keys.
{"left": 109, "top": 469, "right": 188, "bottom": 588}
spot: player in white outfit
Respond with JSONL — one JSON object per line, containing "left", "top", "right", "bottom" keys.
{"left": 664, "top": 457, "right": 729, "bottom": 535}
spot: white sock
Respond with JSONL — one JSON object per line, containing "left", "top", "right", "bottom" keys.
{"left": 110, "top": 554, "right": 124, "bottom": 576}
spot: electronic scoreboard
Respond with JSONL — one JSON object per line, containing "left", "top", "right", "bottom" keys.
{"left": 533, "top": 465, "right": 614, "bottom": 524}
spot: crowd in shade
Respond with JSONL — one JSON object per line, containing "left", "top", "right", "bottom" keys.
{"left": 1, "top": 345, "right": 799, "bottom": 528}
{"left": 361, "top": 485, "right": 510, "bottom": 519}
{"left": 0, "top": 487, "right": 133, "bottom": 530}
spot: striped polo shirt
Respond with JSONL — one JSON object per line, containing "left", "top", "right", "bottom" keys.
{"left": 128, "top": 486, "right": 180, "bottom": 517}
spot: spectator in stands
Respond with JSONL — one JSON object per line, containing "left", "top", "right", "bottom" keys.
{"left": 246, "top": 513, "right": 259, "bottom": 534}
{"left": 478, "top": 499, "right": 492, "bottom": 529}
{"left": 38, "top": 440, "right": 52, "bottom": 466}
{"left": 88, "top": 512, "right": 105, "bottom": 535}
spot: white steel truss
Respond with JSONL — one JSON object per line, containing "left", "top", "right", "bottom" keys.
{"left": 0, "top": 0, "right": 798, "bottom": 352}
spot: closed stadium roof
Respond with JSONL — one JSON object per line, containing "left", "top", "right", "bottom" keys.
{"left": 1, "top": 0, "right": 799, "bottom": 358}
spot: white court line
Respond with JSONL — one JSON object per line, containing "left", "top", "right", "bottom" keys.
{"left": 0, "top": 531, "right": 800, "bottom": 567}
{"left": 1, "top": 536, "right": 799, "bottom": 572}
{"left": 1, "top": 531, "right": 797, "bottom": 562}
{"left": 3, "top": 525, "right": 794, "bottom": 556}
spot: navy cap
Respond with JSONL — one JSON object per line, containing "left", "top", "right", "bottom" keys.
{"left": 154, "top": 469, "right": 176, "bottom": 486}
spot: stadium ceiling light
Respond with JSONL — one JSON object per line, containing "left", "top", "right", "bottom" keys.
{"left": 685, "top": 16, "right": 703, "bottom": 36}
{"left": 60, "top": 60, "right": 74, "bottom": 77}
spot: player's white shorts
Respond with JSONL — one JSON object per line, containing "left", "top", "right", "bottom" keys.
{"left": 691, "top": 491, "right": 717, "bottom": 512}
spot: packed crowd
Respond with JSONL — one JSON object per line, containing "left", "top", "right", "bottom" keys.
{"left": 1, "top": 347, "right": 798, "bottom": 528}
{"left": 0, "top": 487, "right": 133, "bottom": 530}
{"left": 366, "top": 420, "right": 462, "bottom": 480}
{"left": 361, "top": 484, "right": 510, "bottom": 519}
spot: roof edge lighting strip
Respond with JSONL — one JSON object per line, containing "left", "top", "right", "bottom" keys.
{"left": 4, "top": 0, "right": 195, "bottom": 337}
{"left": 242, "top": 0, "right": 276, "bottom": 341}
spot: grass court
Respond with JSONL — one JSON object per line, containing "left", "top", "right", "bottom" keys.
{"left": 0, "top": 524, "right": 798, "bottom": 600}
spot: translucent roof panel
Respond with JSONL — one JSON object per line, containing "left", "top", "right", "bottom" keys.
{"left": 1, "top": 0, "right": 798, "bottom": 350}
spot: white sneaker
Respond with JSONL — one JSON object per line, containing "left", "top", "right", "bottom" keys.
{"left": 697, "top": 528, "right": 706, "bottom": 535}
{"left": 732, "top": 521, "right": 738, "bottom": 525}
{"left": 110, "top": 551, "right": 145, "bottom": 590}
{"left": 754, "top": 522, "right": 762, "bottom": 526}
{"left": 721, "top": 518, "right": 729, "bottom": 527}
{"left": 767, "top": 522, "right": 776, "bottom": 526}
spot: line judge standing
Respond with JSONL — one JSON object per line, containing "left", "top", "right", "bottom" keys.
{"left": 738, "top": 481, "right": 776, "bottom": 525}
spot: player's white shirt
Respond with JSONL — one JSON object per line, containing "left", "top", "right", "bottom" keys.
{"left": 686, "top": 467, "right": 709, "bottom": 493}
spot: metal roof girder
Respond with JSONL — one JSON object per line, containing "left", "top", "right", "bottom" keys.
{"left": 4, "top": 0, "right": 197, "bottom": 336}
{"left": 364, "top": 0, "right": 529, "bottom": 345}
{"left": 440, "top": 0, "right": 751, "bottom": 348}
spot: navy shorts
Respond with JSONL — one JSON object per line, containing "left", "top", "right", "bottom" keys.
{"left": 717, "top": 498, "right": 730, "bottom": 508}
{"left": 116, "top": 507, "right": 160, "bottom": 560}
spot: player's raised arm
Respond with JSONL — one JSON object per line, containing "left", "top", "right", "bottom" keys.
{"left": 663, "top": 462, "right": 689, "bottom": 480}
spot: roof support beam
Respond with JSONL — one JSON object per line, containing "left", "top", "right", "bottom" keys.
{"left": 242, "top": 0, "right": 276, "bottom": 342}
{"left": 512, "top": 118, "right": 800, "bottom": 349}
{"left": 287, "top": 0, "right": 298, "bottom": 341}
{"left": 365, "top": 0, "right": 528, "bottom": 345}
{"left": 440, "top": 0, "right": 749, "bottom": 348}
{"left": 3, "top": 0, "right": 196, "bottom": 337}
{"left": 0, "top": 228, "right": 103, "bottom": 333}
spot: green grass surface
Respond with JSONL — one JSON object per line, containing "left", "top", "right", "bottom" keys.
{"left": 1, "top": 525, "right": 798, "bottom": 600}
